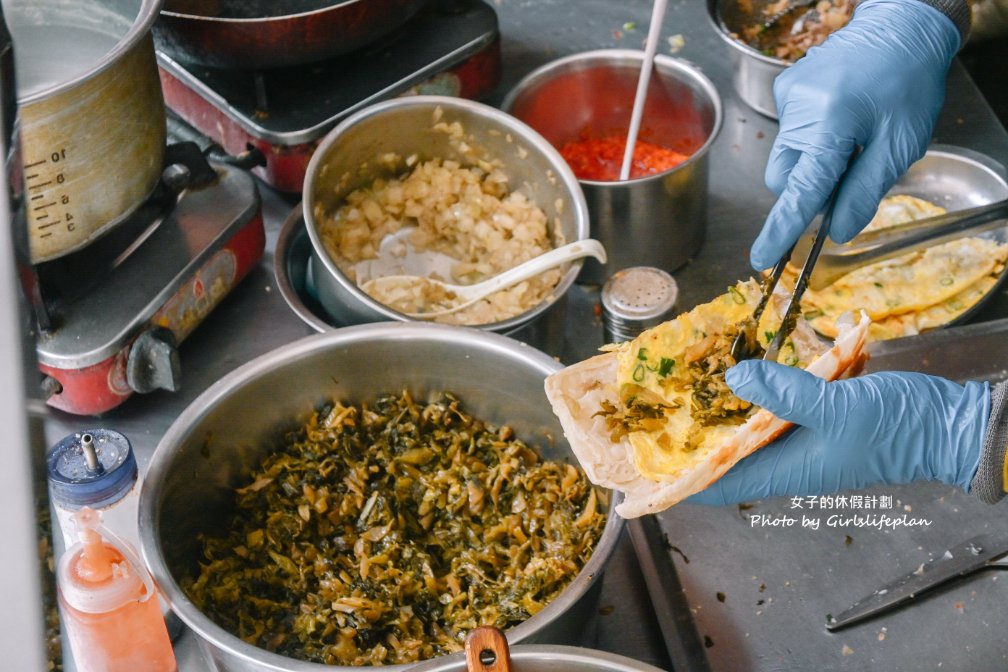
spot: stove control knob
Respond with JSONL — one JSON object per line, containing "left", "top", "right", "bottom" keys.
{"left": 127, "top": 327, "right": 181, "bottom": 394}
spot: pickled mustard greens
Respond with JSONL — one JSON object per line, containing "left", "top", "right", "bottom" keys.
{"left": 183, "top": 391, "right": 606, "bottom": 666}
{"left": 595, "top": 327, "right": 753, "bottom": 447}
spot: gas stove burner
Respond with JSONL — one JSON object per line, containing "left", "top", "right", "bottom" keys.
{"left": 31, "top": 142, "right": 218, "bottom": 327}
{"left": 157, "top": 0, "right": 501, "bottom": 192}
{"left": 34, "top": 157, "right": 265, "bottom": 416}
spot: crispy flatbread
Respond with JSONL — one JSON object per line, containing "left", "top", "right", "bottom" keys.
{"left": 545, "top": 282, "right": 870, "bottom": 518}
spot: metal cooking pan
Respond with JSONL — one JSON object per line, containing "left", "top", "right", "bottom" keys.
{"left": 153, "top": 0, "right": 432, "bottom": 70}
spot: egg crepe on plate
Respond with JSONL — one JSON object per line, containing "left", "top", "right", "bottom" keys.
{"left": 544, "top": 280, "right": 870, "bottom": 518}
{"left": 788, "top": 195, "right": 1008, "bottom": 341}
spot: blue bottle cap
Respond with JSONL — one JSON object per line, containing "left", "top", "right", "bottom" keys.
{"left": 47, "top": 429, "right": 137, "bottom": 510}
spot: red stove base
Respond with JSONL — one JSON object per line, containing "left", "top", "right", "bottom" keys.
{"left": 40, "top": 215, "right": 263, "bottom": 416}
{"left": 37, "top": 164, "right": 265, "bottom": 417}
{"left": 157, "top": 0, "right": 502, "bottom": 193}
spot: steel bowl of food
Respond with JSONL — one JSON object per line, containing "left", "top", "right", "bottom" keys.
{"left": 303, "top": 96, "right": 590, "bottom": 334}
{"left": 407, "top": 644, "right": 666, "bottom": 672}
{"left": 139, "top": 323, "right": 623, "bottom": 672}
{"left": 501, "top": 49, "right": 722, "bottom": 283}
{"left": 707, "top": 0, "right": 856, "bottom": 118}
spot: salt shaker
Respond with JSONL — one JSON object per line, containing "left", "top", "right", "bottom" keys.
{"left": 600, "top": 266, "right": 678, "bottom": 344}
{"left": 47, "top": 429, "right": 140, "bottom": 557}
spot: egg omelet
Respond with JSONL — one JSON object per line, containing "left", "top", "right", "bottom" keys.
{"left": 789, "top": 195, "right": 1008, "bottom": 340}
{"left": 544, "top": 282, "right": 871, "bottom": 518}
{"left": 606, "top": 280, "right": 818, "bottom": 481}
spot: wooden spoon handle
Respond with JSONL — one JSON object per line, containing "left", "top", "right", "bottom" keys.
{"left": 465, "top": 626, "right": 513, "bottom": 672}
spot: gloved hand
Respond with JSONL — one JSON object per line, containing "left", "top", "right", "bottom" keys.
{"left": 750, "top": 0, "right": 961, "bottom": 271}
{"left": 688, "top": 361, "right": 989, "bottom": 505}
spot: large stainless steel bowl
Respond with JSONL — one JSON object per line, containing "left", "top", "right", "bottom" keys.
{"left": 139, "top": 323, "right": 624, "bottom": 672}
{"left": 406, "top": 645, "right": 665, "bottom": 672}
{"left": 501, "top": 49, "right": 723, "bottom": 283}
{"left": 303, "top": 96, "right": 590, "bottom": 333}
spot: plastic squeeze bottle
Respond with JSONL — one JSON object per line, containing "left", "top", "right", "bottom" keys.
{"left": 47, "top": 429, "right": 141, "bottom": 554}
{"left": 56, "top": 507, "right": 177, "bottom": 672}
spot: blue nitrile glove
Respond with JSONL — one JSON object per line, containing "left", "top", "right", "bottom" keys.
{"left": 688, "top": 361, "right": 989, "bottom": 505}
{"left": 750, "top": 0, "right": 961, "bottom": 271}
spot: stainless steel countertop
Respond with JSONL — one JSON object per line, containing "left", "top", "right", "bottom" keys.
{"left": 43, "top": 1, "right": 1008, "bottom": 670}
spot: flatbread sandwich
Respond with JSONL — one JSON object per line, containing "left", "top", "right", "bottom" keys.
{"left": 545, "top": 280, "right": 870, "bottom": 518}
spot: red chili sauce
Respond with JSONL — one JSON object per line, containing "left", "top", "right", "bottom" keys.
{"left": 559, "top": 134, "right": 690, "bottom": 181}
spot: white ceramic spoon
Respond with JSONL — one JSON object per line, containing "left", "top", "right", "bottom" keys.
{"left": 361, "top": 239, "right": 607, "bottom": 319}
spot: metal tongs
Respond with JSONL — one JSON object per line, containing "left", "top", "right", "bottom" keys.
{"left": 827, "top": 534, "right": 1008, "bottom": 631}
{"left": 730, "top": 168, "right": 847, "bottom": 363}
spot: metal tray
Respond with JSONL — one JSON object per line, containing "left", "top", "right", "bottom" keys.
{"left": 822, "top": 144, "right": 1008, "bottom": 336}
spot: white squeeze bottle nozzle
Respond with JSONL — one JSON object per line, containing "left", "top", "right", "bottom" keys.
{"left": 56, "top": 507, "right": 177, "bottom": 672}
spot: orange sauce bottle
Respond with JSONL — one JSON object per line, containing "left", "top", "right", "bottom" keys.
{"left": 56, "top": 507, "right": 177, "bottom": 672}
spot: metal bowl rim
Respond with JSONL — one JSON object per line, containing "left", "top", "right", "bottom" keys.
{"left": 302, "top": 95, "right": 591, "bottom": 333}
{"left": 274, "top": 204, "right": 332, "bottom": 333}
{"left": 499, "top": 48, "right": 725, "bottom": 186}
{"left": 162, "top": 0, "right": 374, "bottom": 22}
{"left": 139, "top": 323, "right": 625, "bottom": 671}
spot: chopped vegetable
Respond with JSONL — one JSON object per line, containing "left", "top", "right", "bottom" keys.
{"left": 183, "top": 391, "right": 606, "bottom": 666}
{"left": 803, "top": 308, "right": 824, "bottom": 320}
{"left": 728, "top": 286, "right": 747, "bottom": 304}
{"left": 559, "top": 134, "right": 690, "bottom": 181}
{"left": 658, "top": 357, "right": 675, "bottom": 377}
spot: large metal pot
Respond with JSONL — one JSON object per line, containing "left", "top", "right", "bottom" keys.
{"left": 139, "top": 323, "right": 625, "bottom": 672}
{"left": 502, "top": 50, "right": 723, "bottom": 283}
{"left": 6, "top": 0, "right": 166, "bottom": 263}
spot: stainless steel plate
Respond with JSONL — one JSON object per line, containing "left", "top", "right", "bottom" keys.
{"left": 891, "top": 144, "right": 1008, "bottom": 215}
{"left": 811, "top": 144, "right": 1008, "bottom": 336}
{"left": 884, "top": 145, "right": 1008, "bottom": 328}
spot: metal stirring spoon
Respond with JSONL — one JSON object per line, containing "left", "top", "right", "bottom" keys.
{"left": 731, "top": 151, "right": 858, "bottom": 362}
{"left": 360, "top": 239, "right": 606, "bottom": 319}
